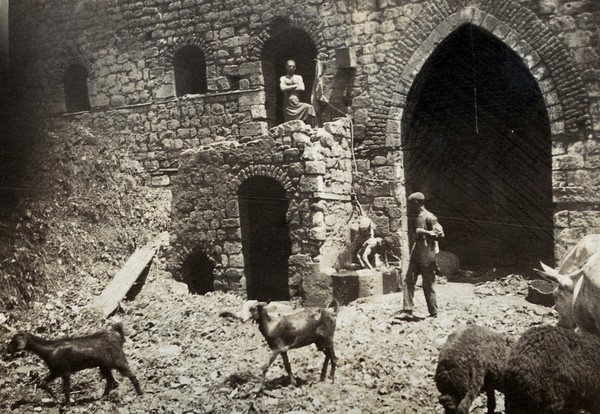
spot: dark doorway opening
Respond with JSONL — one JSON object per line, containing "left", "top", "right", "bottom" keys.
{"left": 180, "top": 246, "right": 215, "bottom": 294}
{"left": 238, "top": 176, "right": 291, "bottom": 301}
{"left": 402, "top": 24, "right": 553, "bottom": 273}
{"left": 261, "top": 18, "right": 317, "bottom": 127}
{"left": 64, "top": 64, "right": 90, "bottom": 113}
{"left": 174, "top": 45, "right": 208, "bottom": 96}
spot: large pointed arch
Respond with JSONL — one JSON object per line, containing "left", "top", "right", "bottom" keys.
{"left": 380, "top": 2, "right": 592, "bottom": 274}
{"left": 401, "top": 23, "right": 553, "bottom": 270}
{"left": 379, "top": 3, "right": 590, "bottom": 149}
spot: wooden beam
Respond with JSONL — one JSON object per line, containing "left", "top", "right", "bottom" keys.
{"left": 89, "top": 232, "right": 168, "bottom": 317}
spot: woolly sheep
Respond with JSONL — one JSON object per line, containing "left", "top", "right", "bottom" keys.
{"left": 504, "top": 325, "right": 600, "bottom": 414}
{"left": 435, "top": 325, "right": 514, "bottom": 414}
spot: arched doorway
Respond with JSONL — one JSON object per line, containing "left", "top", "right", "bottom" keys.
{"left": 261, "top": 17, "right": 317, "bottom": 127}
{"left": 402, "top": 24, "right": 553, "bottom": 272}
{"left": 238, "top": 176, "right": 291, "bottom": 301}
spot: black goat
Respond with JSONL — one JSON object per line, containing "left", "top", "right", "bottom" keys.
{"left": 7, "top": 322, "right": 143, "bottom": 406}
{"left": 248, "top": 299, "right": 339, "bottom": 389}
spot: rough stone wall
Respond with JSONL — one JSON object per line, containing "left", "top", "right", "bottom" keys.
{"left": 170, "top": 118, "right": 353, "bottom": 299}
{"left": 6, "top": 0, "right": 600, "bottom": 286}
{"left": 369, "top": 0, "right": 599, "bottom": 259}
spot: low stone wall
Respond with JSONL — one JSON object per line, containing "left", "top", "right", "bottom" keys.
{"left": 332, "top": 268, "right": 400, "bottom": 306}
{"left": 170, "top": 118, "right": 361, "bottom": 301}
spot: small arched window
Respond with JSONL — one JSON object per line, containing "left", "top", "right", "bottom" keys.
{"left": 174, "top": 45, "right": 208, "bottom": 96}
{"left": 64, "top": 64, "right": 91, "bottom": 113}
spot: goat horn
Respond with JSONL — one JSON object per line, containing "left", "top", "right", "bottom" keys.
{"left": 539, "top": 261, "right": 557, "bottom": 275}
{"left": 535, "top": 262, "right": 581, "bottom": 291}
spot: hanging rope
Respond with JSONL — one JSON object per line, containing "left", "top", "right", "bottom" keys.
{"left": 470, "top": 25, "right": 479, "bottom": 134}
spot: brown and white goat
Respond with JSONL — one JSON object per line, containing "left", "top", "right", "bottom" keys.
{"left": 6, "top": 322, "right": 143, "bottom": 406}
{"left": 246, "top": 299, "right": 339, "bottom": 389}
{"left": 219, "top": 300, "right": 295, "bottom": 322}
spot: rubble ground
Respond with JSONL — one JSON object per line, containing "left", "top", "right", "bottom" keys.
{"left": 0, "top": 266, "right": 556, "bottom": 414}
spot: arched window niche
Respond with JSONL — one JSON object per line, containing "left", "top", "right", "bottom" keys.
{"left": 261, "top": 17, "right": 317, "bottom": 127}
{"left": 173, "top": 45, "right": 208, "bottom": 97}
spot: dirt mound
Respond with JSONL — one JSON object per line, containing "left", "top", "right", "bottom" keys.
{"left": 0, "top": 120, "right": 170, "bottom": 308}
{"left": 0, "top": 270, "right": 556, "bottom": 413}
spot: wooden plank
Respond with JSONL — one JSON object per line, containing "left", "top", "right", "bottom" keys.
{"left": 89, "top": 232, "right": 168, "bottom": 317}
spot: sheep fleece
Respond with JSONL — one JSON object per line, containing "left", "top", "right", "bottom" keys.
{"left": 504, "top": 325, "right": 600, "bottom": 414}
{"left": 435, "top": 325, "right": 513, "bottom": 413}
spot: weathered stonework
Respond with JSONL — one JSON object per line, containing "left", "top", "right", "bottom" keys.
{"left": 6, "top": 0, "right": 600, "bottom": 299}
{"left": 170, "top": 119, "right": 354, "bottom": 300}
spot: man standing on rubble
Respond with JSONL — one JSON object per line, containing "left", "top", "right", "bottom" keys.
{"left": 395, "top": 192, "right": 444, "bottom": 320}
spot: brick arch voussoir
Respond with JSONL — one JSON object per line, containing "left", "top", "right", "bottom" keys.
{"left": 59, "top": 48, "right": 96, "bottom": 82}
{"left": 159, "top": 35, "right": 209, "bottom": 64}
{"left": 248, "top": 14, "right": 327, "bottom": 61}
{"left": 382, "top": 5, "right": 589, "bottom": 138}
{"left": 238, "top": 165, "right": 294, "bottom": 194}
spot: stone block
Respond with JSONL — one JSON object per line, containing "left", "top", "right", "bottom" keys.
{"left": 239, "top": 61, "right": 261, "bottom": 76}
{"left": 151, "top": 175, "right": 170, "bottom": 186}
{"left": 299, "top": 175, "right": 323, "bottom": 193}
{"left": 228, "top": 254, "right": 244, "bottom": 268}
{"left": 323, "top": 118, "right": 350, "bottom": 137}
{"left": 223, "top": 241, "right": 242, "bottom": 254}
{"left": 553, "top": 154, "right": 584, "bottom": 170}
{"left": 225, "top": 199, "right": 239, "bottom": 218}
{"left": 250, "top": 105, "right": 267, "bottom": 119}
{"left": 155, "top": 83, "right": 174, "bottom": 99}
{"left": 283, "top": 147, "right": 301, "bottom": 161}
{"left": 111, "top": 95, "right": 126, "bottom": 107}
{"left": 569, "top": 210, "right": 600, "bottom": 228}
{"left": 222, "top": 218, "right": 240, "bottom": 228}
{"left": 553, "top": 210, "right": 569, "bottom": 228}
{"left": 239, "top": 91, "right": 265, "bottom": 107}
{"left": 365, "top": 182, "right": 392, "bottom": 197}
{"left": 309, "top": 226, "right": 327, "bottom": 241}
{"left": 303, "top": 270, "right": 333, "bottom": 306}
{"left": 305, "top": 160, "right": 326, "bottom": 174}
{"left": 332, "top": 268, "right": 399, "bottom": 306}
{"left": 371, "top": 156, "right": 387, "bottom": 166}
{"left": 240, "top": 122, "right": 267, "bottom": 136}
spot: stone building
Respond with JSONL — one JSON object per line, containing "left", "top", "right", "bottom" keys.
{"left": 6, "top": 0, "right": 600, "bottom": 302}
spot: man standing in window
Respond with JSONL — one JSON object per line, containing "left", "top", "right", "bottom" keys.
{"left": 280, "top": 60, "right": 315, "bottom": 125}
{"left": 395, "top": 192, "right": 444, "bottom": 321}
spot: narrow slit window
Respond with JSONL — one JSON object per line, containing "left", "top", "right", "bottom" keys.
{"left": 64, "top": 64, "right": 90, "bottom": 113}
